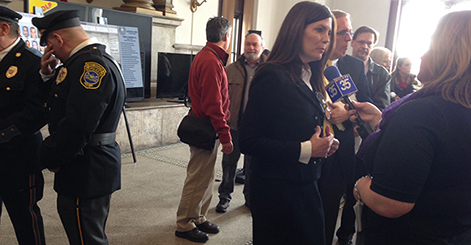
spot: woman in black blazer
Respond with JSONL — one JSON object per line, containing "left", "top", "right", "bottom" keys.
{"left": 239, "top": 2, "right": 339, "bottom": 244}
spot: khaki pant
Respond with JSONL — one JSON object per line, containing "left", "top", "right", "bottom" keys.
{"left": 176, "top": 140, "right": 220, "bottom": 232}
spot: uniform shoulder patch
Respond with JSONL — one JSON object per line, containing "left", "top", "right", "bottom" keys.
{"left": 80, "top": 62, "right": 107, "bottom": 89}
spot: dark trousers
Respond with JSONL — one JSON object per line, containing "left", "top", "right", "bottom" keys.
{"left": 0, "top": 172, "right": 45, "bottom": 245}
{"left": 319, "top": 155, "right": 348, "bottom": 245}
{"left": 58, "top": 194, "right": 111, "bottom": 245}
{"left": 218, "top": 129, "right": 251, "bottom": 203}
{"left": 251, "top": 177, "right": 325, "bottom": 245}
{"left": 336, "top": 182, "right": 356, "bottom": 241}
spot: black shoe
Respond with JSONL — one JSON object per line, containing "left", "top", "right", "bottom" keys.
{"left": 337, "top": 238, "right": 353, "bottom": 245}
{"left": 196, "top": 221, "right": 220, "bottom": 234}
{"left": 216, "top": 199, "right": 230, "bottom": 213}
{"left": 175, "top": 228, "right": 209, "bottom": 243}
{"left": 235, "top": 168, "right": 245, "bottom": 184}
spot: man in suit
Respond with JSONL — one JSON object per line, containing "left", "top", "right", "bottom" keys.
{"left": 320, "top": 9, "right": 371, "bottom": 245}
{"left": 33, "top": 10, "right": 126, "bottom": 244}
{"left": 0, "top": 7, "right": 48, "bottom": 245}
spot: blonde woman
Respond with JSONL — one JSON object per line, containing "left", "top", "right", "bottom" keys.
{"left": 370, "top": 46, "right": 392, "bottom": 72}
{"left": 352, "top": 10, "right": 471, "bottom": 244}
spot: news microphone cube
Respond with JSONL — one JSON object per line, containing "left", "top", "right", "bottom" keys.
{"left": 326, "top": 74, "right": 358, "bottom": 102}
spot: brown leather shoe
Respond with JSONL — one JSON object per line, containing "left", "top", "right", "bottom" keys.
{"left": 175, "top": 228, "right": 209, "bottom": 243}
{"left": 196, "top": 221, "right": 220, "bottom": 234}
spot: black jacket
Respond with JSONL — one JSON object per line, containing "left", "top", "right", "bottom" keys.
{"left": 0, "top": 39, "right": 47, "bottom": 186}
{"left": 239, "top": 63, "right": 325, "bottom": 182}
{"left": 367, "top": 58, "right": 391, "bottom": 111}
{"left": 41, "top": 43, "right": 126, "bottom": 199}
{"left": 337, "top": 54, "right": 372, "bottom": 103}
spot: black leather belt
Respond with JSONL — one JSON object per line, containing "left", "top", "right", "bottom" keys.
{"left": 88, "top": 132, "right": 116, "bottom": 147}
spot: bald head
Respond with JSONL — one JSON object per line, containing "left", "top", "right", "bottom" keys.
{"left": 47, "top": 26, "right": 89, "bottom": 61}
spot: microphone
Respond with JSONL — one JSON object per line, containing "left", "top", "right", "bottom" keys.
{"left": 324, "top": 66, "right": 374, "bottom": 139}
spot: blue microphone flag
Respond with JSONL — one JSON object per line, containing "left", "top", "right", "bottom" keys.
{"left": 324, "top": 66, "right": 358, "bottom": 102}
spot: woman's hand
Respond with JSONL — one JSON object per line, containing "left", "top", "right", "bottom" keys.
{"left": 347, "top": 101, "right": 382, "bottom": 129}
{"left": 310, "top": 125, "right": 339, "bottom": 158}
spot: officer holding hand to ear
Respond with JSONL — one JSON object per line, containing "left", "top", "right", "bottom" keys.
{"left": 33, "top": 10, "right": 125, "bottom": 245}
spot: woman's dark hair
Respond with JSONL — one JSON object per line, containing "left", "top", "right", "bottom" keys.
{"left": 391, "top": 57, "right": 409, "bottom": 78}
{"left": 264, "top": 1, "right": 335, "bottom": 94}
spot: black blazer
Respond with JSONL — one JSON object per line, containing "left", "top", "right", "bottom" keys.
{"left": 331, "top": 54, "right": 371, "bottom": 184}
{"left": 0, "top": 39, "right": 46, "bottom": 183}
{"left": 239, "top": 63, "right": 325, "bottom": 182}
{"left": 41, "top": 44, "right": 126, "bottom": 199}
{"left": 337, "top": 54, "right": 372, "bottom": 103}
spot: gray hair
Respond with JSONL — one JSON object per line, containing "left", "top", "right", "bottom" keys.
{"left": 206, "top": 17, "right": 232, "bottom": 43}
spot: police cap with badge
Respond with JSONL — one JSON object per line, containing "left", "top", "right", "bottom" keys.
{"left": 0, "top": 6, "right": 22, "bottom": 24}
{"left": 32, "top": 10, "right": 81, "bottom": 46}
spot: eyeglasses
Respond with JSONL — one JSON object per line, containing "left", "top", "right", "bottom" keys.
{"left": 315, "top": 92, "right": 332, "bottom": 120}
{"left": 336, "top": 30, "right": 353, "bottom": 37}
{"left": 354, "top": 40, "right": 374, "bottom": 47}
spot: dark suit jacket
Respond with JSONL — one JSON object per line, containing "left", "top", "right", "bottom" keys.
{"left": 329, "top": 54, "right": 372, "bottom": 183}
{"left": 0, "top": 39, "right": 47, "bottom": 187}
{"left": 337, "top": 54, "right": 372, "bottom": 103}
{"left": 239, "top": 63, "right": 325, "bottom": 182}
{"left": 41, "top": 44, "right": 125, "bottom": 199}
{"left": 239, "top": 62, "right": 327, "bottom": 244}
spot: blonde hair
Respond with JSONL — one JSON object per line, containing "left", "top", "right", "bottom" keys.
{"left": 370, "top": 47, "right": 391, "bottom": 64}
{"left": 422, "top": 10, "right": 471, "bottom": 108}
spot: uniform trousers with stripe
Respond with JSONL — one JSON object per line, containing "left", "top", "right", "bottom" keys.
{"left": 0, "top": 172, "right": 45, "bottom": 245}
{"left": 57, "top": 194, "right": 111, "bottom": 245}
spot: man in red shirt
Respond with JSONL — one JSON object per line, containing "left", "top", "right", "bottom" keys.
{"left": 175, "top": 17, "right": 233, "bottom": 243}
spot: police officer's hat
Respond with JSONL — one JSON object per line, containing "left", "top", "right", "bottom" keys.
{"left": 32, "top": 10, "right": 81, "bottom": 46}
{"left": 0, "top": 6, "right": 22, "bottom": 24}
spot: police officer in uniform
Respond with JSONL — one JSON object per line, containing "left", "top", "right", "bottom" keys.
{"left": 33, "top": 10, "right": 125, "bottom": 245}
{"left": 0, "top": 6, "right": 47, "bottom": 245}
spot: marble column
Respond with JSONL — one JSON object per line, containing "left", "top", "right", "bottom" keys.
{"left": 153, "top": 0, "right": 177, "bottom": 17}
{"left": 114, "top": 0, "right": 163, "bottom": 16}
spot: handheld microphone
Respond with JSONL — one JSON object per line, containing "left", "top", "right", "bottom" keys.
{"left": 324, "top": 66, "right": 374, "bottom": 139}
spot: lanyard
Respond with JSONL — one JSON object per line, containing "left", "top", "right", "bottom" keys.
{"left": 204, "top": 45, "right": 224, "bottom": 65}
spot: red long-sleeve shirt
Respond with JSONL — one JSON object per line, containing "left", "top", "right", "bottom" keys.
{"left": 188, "top": 42, "right": 232, "bottom": 144}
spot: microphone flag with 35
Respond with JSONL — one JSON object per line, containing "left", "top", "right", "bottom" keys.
{"left": 324, "top": 66, "right": 374, "bottom": 139}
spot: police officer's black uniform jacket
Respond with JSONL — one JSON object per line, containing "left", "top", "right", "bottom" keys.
{"left": 41, "top": 43, "right": 126, "bottom": 199}
{"left": 0, "top": 38, "right": 47, "bottom": 189}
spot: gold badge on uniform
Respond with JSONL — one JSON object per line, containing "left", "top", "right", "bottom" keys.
{"left": 80, "top": 62, "right": 106, "bottom": 90}
{"left": 15, "top": 53, "right": 21, "bottom": 57}
{"left": 56, "top": 67, "right": 67, "bottom": 84}
{"left": 6, "top": 66, "right": 17, "bottom": 78}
